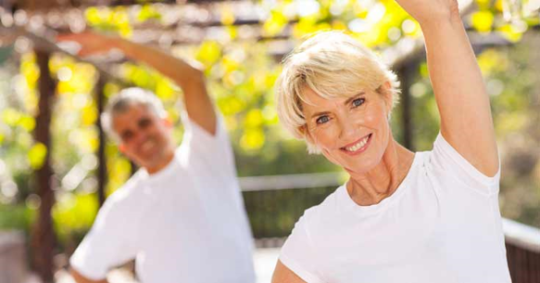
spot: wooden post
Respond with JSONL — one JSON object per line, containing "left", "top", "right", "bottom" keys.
{"left": 31, "top": 49, "right": 56, "bottom": 283}
{"left": 96, "top": 75, "right": 107, "bottom": 207}
{"left": 397, "top": 61, "right": 417, "bottom": 151}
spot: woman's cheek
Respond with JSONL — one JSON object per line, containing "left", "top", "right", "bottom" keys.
{"left": 313, "top": 127, "right": 338, "bottom": 150}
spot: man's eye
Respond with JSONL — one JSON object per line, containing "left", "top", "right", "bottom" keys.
{"left": 316, "top": 116, "right": 330, "bottom": 124}
{"left": 352, "top": 98, "right": 365, "bottom": 108}
{"left": 139, "top": 119, "right": 152, "bottom": 129}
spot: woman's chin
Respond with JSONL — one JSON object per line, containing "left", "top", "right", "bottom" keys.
{"left": 341, "top": 158, "right": 380, "bottom": 175}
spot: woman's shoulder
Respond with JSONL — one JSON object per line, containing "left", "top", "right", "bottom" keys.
{"left": 293, "top": 185, "right": 348, "bottom": 232}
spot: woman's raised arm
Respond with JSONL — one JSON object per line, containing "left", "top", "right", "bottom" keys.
{"left": 395, "top": 0, "right": 499, "bottom": 176}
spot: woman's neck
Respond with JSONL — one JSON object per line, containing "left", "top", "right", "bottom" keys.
{"left": 346, "top": 138, "right": 415, "bottom": 206}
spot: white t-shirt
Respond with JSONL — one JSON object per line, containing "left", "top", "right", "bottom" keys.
{"left": 280, "top": 133, "right": 511, "bottom": 283}
{"left": 70, "top": 114, "right": 255, "bottom": 283}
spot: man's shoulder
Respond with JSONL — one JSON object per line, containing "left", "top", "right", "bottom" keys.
{"left": 103, "top": 173, "right": 148, "bottom": 212}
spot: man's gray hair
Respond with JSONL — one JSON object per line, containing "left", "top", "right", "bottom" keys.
{"left": 101, "top": 87, "right": 167, "bottom": 143}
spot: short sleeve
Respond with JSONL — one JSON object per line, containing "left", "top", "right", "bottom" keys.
{"left": 279, "top": 217, "right": 326, "bottom": 283}
{"left": 180, "top": 111, "right": 237, "bottom": 179}
{"left": 70, "top": 197, "right": 139, "bottom": 280}
{"left": 430, "top": 132, "right": 501, "bottom": 195}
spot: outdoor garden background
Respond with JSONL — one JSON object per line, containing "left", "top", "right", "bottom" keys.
{"left": 0, "top": 0, "right": 539, "bottom": 282}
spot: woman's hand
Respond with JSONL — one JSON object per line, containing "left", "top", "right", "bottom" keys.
{"left": 57, "top": 32, "right": 119, "bottom": 57}
{"left": 394, "top": 0, "right": 460, "bottom": 26}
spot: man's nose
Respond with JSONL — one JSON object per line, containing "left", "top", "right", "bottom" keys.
{"left": 133, "top": 131, "right": 148, "bottom": 145}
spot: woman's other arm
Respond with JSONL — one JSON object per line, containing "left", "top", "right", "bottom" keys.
{"left": 272, "top": 260, "right": 307, "bottom": 283}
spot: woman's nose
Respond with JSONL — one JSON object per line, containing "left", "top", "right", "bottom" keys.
{"left": 337, "top": 115, "right": 358, "bottom": 140}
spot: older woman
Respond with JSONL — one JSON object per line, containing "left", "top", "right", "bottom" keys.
{"left": 272, "top": 0, "right": 510, "bottom": 282}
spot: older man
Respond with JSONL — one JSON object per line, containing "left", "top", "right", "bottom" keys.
{"left": 58, "top": 32, "right": 255, "bottom": 283}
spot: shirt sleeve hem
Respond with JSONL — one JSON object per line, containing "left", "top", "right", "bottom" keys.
{"left": 69, "top": 256, "right": 107, "bottom": 282}
{"left": 182, "top": 111, "right": 227, "bottom": 144}
{"left": 279, "top": 254, "right": 326, "bottom": 283}
{"left": 435, "top": 132, "right": 501, "bottom": 189}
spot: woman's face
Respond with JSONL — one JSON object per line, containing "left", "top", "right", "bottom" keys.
{"left": 301, "top": 85, "right": 392, "bottom": 174}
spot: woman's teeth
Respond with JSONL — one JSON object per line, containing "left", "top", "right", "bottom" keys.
{"left": 345, "top": 135, "right": 370, "bottom": 152}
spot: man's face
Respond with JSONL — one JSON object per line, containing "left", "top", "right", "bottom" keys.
{"left": 112, "top": 104, "right": 174, "bottom": 173}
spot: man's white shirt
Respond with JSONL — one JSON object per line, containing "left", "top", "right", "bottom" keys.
{"left": 70, "top": 113, "right": 255, "bottom": 283}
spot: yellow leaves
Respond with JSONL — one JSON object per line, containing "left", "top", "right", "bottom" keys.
{"left": 84, "top": 6, "right": 132, "bottom": 37}
{"left": 245, "top": 109, "right": 263, "bottom": 128}
{"left": 69, "top": 129, "right": 99, "bottom": 153}
{"left": 106, "top": 156, "right": 132, "bottom": 194}
{"left": 51, "top": 55, "right": 97, "bottom": 95}
{"left": 476, "top": 0, "right": 492, "bottom": 10}
{"left": 497, "top": 23, "right": 526, "bottom": 42}
{"left": 28, "top": 143, "right": 47, "bottom": 170}
{"left": 196, "top": 41, "right": 222, "bottom": 69}
{"left": 497, "top": 112, "right": 528, "bottom": 132}
{"left": 85, "top": 7, "right": 102, "bottom": 25}
{"left": 53, "top": 193, "right": 99, "bottom": 240}
{"left": 477, "top": 48, "right": 509, "bottom": 75}
{"left": 218, "top": 96, "right": 244, "bottom": 116}
{"left": 221, "top": 5, "right": 236, "bottom": 26}
{"left": 494, "top": 0, "right": 505, "bottom": 12}
{"left": 401, "top": 19, "right": 420, "bottom": 37}
{"left": 21, "top": 53, "right": 39, "bottom": 90}
{"left": 18, "top": 116, "right": 35, "bottom": 132}
{"left": 471, "top": 11, "right": 495, "bottom": 32}
{"left": 264, "top": 10, "right": 289, "bottom": 36}
{"left": 2, "top": 108, "right": 35, "bottom": 131}
{"left": 155, "top": 78, "right": 176, "bottom": 101}
{"left": 81, "top": 105, "right": 98, "bottom": 126}
{"left": 137, "top": 4, "right": 162, "bottom": 22}
{"left": 241, "top": 129, "right": 266, "bottom": 151}
{"left": 2, "top": 108, "right": 21, "bottom": 127}
{"left": 332, "top": 20, "right": 348, "bottom": 31}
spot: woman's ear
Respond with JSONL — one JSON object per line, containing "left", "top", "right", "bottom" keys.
{"left": 299, "top": 124, "right": 315, "bottom": 144}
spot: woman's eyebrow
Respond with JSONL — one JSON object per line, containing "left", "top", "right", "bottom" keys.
{"left": 311, "top": 111, "right": 330, "bottom": 119}
{"left": 344, "top": 92, "right": 366, "bottom": 105}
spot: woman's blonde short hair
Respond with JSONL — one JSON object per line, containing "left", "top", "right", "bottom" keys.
{"left": 275, "top": 31, "right": 401, "bottom": 154}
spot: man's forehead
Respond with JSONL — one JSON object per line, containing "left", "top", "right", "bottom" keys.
{"left": 114, "top": 103, "right": 155, "bottom": 118}
{"left": 112, "top": 104, "right": 156, "bottom": 127}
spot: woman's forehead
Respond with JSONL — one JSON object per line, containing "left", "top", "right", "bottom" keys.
{"left": 300, "top": 87, "right": 369, "bottom": 109}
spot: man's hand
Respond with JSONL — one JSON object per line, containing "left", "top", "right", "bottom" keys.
{"left": 57, "top": 32, "right": 119, "bottom": 57}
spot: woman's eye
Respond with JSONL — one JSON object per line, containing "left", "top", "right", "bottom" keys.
{"left": 352, "top": 98, "right": 365, "bottom": 108}
{"left": 316, "top": 116, "right": 330, "bottom": 124}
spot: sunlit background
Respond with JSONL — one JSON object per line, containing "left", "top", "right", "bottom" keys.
{"left": 0, "top": 0, "right": 539, "bottom": 282}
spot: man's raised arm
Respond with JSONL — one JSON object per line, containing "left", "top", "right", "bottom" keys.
{"left": 58, "top": 32, "right": 217, "bottom": 135}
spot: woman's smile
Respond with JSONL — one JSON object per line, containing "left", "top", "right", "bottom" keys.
{"left": 340, "top": 133, "right": 373, "bottom": 155}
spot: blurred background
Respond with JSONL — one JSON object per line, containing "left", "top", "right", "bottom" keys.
{"left": 0, "top": 0, "right": 539, "bottom": 282}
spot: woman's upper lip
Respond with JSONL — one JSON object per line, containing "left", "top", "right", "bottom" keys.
{"left": 340, "top": 133, "right": 371, "bottom": 149}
